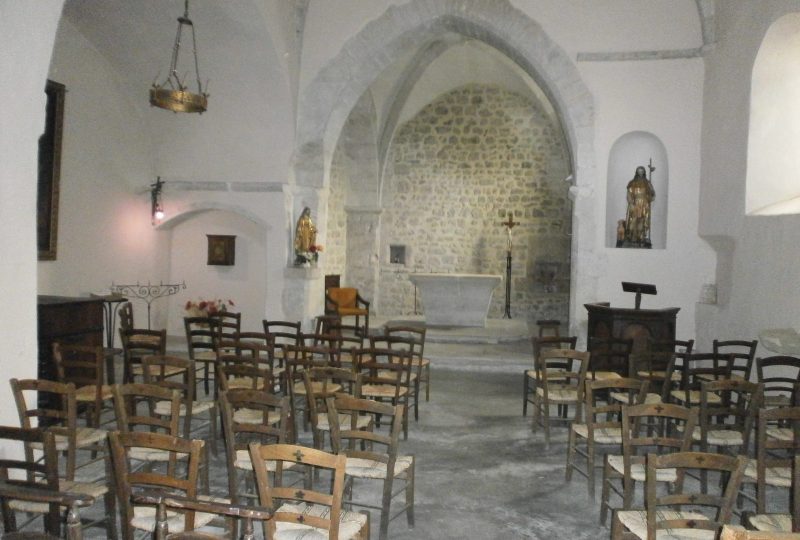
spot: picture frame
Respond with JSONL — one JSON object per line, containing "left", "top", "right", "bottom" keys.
{"left": 37, "top": 80, "right": 65, "bottom": 261}
{"left": 207, "top": 235, "right": 236, "bottom": 266}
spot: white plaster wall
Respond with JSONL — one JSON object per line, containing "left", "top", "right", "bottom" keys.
{"left": 0, "top": 1, "right": 64, "bottom": 428}
{"left": 38, "top": 19, "right": 162, "bottom": 317}
{"left": 165, "top": 210, "right": 268, "bottom": 338}
{"left": 580, "top": 58, "right": 714, "bottom": 341}
{"left": 299, "top": 0, "right": 703, "bottom": 100}
{"left": 698, "top": 1, "right": 800, "bottom": 353}
{"left": 147, "top": 1, "right": 294, "bottom": 185}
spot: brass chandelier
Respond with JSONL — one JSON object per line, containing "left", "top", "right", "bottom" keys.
{"left": 150, "top": 0, "right": 208, "bottom": 113}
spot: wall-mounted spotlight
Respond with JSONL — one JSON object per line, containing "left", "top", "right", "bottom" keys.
{"left": 151, "top": 177, "right": 165, "bottom": 225}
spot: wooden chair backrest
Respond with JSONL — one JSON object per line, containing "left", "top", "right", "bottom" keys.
{"left": 0, "top": 426, "right": 60, "bottom": 535}
{"left": 211, "top": 311, "right": 241, "bottom": 339}
{"left": 183, "top": 317, "right": 219, "bottom": 358}
{"left": 119, "top": 302, "right": 134, "bottom": 332}
{"left": 385, "top": 325, "right": 427, "bottom": 356}
{"left": 249, "top": 443, "right": 347, "bottom": 540}
{"left": 354, "top": 347, "right": 413, "bottom": 400}
{"left": 326, "top": 395, "right": 402, "bottom": 465}
{"left": 112, "top": 383, "right": 181, "bottom": 440}
{"left": 109, "top": 431, "right": 204, "bottom": 537}
{"left": 53, "top": 342, "right": 104, "bottom": 391}
{"left": 327, "top": 287, "right": 358, "bottom": 309}
{"left": 217, "top": 361, "right": 274, "bottom": 392}
{"left": 584, "top": 377, "right": 648, "bottom": 428}
{"left": 645, "top": 451, "right": 747, "bottom": 537}
{"left": 535, "top": 349, "right": 591, "bottom": 419}
{"left": 11, "top": 378, "right": 79, "bottom": 480}
{"left": 714, "top": 339, "right": 758, "bottom": 381}
{"left": 757, "top": 356, "right": 800, "bottom": 403}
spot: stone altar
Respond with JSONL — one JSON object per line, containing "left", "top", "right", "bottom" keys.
{"left": 409, "top": 273, "right": 502, "bottom": 327}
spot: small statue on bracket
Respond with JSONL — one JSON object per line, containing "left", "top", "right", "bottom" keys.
{"left": 620, "top": 160, "right": 656, "bottom": 248}
{"left": 294, "top": 207, "right": 317, "bottom": 266}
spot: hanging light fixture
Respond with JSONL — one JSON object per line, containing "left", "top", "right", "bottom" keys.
{"left": 150, "top": 0, "right": 208, "bottom": 113}
{"left": 151, "top": 177, "right": 165, "bottom": 225}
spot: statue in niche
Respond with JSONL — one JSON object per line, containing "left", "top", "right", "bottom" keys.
{"left": 294, "top": 207, "right": 317, "bottom": 266}
{"left": 622, "top": 162, "right": 655, "bottom": 248}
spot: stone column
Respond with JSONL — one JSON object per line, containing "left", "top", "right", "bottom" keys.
{"left": 345, "top": 207, "right": 382, "bottom": 311}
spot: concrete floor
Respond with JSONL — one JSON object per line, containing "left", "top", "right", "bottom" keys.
{"left": 71, "top": 337, "right": 611, "bottom": 539}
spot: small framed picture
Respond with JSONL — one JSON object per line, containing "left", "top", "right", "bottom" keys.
{"left": 207, "top": 235, "right": 235, "bottom": 266}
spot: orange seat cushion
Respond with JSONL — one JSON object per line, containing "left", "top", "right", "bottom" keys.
{"left": 329, "top": 288, "right": 358, "bottom": 309}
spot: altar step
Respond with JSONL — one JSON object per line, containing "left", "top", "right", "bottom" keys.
{"left": 373, "top": 316, "right": 530, "bottom": 344}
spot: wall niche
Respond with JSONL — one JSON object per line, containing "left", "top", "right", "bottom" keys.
{"left": 605, "top": 131, "right": 669, "bottom": 249}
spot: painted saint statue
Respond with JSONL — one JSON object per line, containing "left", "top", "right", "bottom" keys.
{"left": 624, "top": 165, "right": 655, "bottom": 248}
{"left": 294, "top": 207, "right": 317, "bottom": 257}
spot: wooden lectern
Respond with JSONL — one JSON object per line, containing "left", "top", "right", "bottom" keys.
{"left": 585, "top": 282, "right": 679, "bottom": 356}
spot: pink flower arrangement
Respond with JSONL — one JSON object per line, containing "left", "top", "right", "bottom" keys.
{"left": 309, "top": 244, "right": 324, "bottom": 254}
{"left": 185, "top": 298, "right": 234, "bottom": 316}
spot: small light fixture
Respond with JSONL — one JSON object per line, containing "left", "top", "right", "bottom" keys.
{"left": 150, "top": 0, "right": 208, "bottom": 113}
{"left": 151, "top": 177, "right": 165, "bottom": 225}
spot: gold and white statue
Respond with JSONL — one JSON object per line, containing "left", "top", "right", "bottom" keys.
{"left": 623, "top": 164, "right": 655, "bottom": 248}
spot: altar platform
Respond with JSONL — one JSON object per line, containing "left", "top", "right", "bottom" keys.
{"left": 372, "top": 315, "right": 529, "bottom": 344}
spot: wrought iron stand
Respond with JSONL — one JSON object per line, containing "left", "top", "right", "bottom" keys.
{"left": 110, "top": 281, "right": 186, "bottom": 329}
{"left": 503, "top": 251, "right": 512, "bottom": 319}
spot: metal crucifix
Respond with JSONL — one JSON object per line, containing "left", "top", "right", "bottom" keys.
{"left": 500, "top": 211, "right": 520, "bottom": 318}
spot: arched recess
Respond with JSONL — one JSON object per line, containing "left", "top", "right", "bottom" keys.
{"left": 295, "top": 0, "right": 596, "bottom": 332}
{"left": 156, "top": 204, "right": 269, "bottom": 338}
{"left": 606, "top": 132, "right": 669, "bottom": 249}
{"left": 746, "top": 13, "right": 800, "bottom": 215}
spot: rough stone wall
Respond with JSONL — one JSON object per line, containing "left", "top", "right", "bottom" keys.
{"left": 379, "top": 84, "right": 571, "bottom": 322}
{"left": 325, "top": 147, "right": 348, "bottom": 277}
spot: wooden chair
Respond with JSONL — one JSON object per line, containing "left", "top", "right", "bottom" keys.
{"left": 523, "top": 336, "right": 578, "bottom": 416}
{"left": 628, "top": 338, "right": 694, "bottom": 395}
{"left": 0, "top": 481, "right": 94, "bottom": 540}
{"left": 52, "top": 342, "right": 112, "bottom": 428}
{"left": 134, "top": 491, "right": 273, "bottom": 540}
{"left": 262, "top": 319, "right": 302, "bottom": 376}
{"left": 284, "top": 341, "right": 337, "bottom": 436}
{"left": 141, "top": 354, "right": 218, "bottom": 457}
{"left": 327, "top": 395, "right": 412, "bottom": 540}
{"left": 219, "top": 389, "right": 290, "bottom": 536}
{"left": 741, "top": 407, "right": 800, "bottom": 519}
{"left": 713, "top": 339, "right": 758, "bottom": 381}
{"left": 325, "top": 287, "right": 370, "bottom": 337}
{"left": 10, "top": 379, "right": 116, "bottom": 538}
{"left": 109, "top": 431, "right": 225, "bottom": 540}
{"left": 0, "top": 426, "right": 60, "bottom": 536}
{"left": 666, "top": 352, "right": 734, "bottom": 406}
{"left": 385, "top": 325, "right": 431, "bottom": 402}
{"left": 304, "top": 366, "right": 365, "bottom": 450}
{"left": 566, "top": 377, "right": 648, "bottom": 498}
{"left": 184, "top": 316, "right": 221, "bottom": 396}
{"left": 599, "top": 403, "right": 697, "bottom": 525}
{"left": 355, "top": 346, "right": 414, "bottom": 440}
{"left": 758, "top": 356, "right": 800, "bottom": 409}
{"left": 611, "top": 451, "right": 747, "bottom": 540}
{"left": 371, "top": 334, "right": 424, "bottom": 421}
{"left": 587, "top": 336, "right": 633, "bottom": 380}
{"left": 530, "top": 348, "right": 591, "bottom": 448}
{"left": 233, "top": 331, "right": 281, "bottom": 388}
{"left": 250, "top": 442, "right": 369, "bottom": 540}
{"left": 120, "top": 326, "right": 168, "bottom": 384}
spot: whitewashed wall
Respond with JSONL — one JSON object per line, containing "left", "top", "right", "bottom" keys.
{"left": 698, "top": 1, "right": 800, "bottom": 353}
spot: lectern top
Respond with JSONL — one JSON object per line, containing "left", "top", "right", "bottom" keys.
{"left": 621, "top": 282, "right": 657, "bottom": 295}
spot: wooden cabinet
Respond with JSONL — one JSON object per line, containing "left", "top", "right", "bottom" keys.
{"left": 585, "top": 302, "right": 679, "bottom": 356}
{"left": 37, "top": 296, "right": 104, "bottom": 410}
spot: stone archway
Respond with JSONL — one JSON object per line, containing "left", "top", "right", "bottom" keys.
{"left": 295, "top": 0, "right": 597, "bottom": 333}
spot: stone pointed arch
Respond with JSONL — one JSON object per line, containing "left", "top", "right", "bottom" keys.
{"left": 295, "top": 0, "right": 598, "bottom": 335}
{"left": 295, "top": 0, "right": 595, "bottom": 190}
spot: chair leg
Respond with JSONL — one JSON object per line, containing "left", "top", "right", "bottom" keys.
{"left": 600, "top": 458, "right": 611, "bottom": 525}
{"left": 405, "top": 459, "right": 415, "bottom": 528}
{"left": 610, "top": 511, "right": 624, "bottom": 540}
{"left": 587, "top": 439, "right": 595, "bottom": 500}
{"left": 522, "top": 373, "right": 529, "bottom": 416}
{"left": 425, "top": 363, "right": 430, "bottom": 401}
{"left": 565, "top": 427, "right": 575, "bottom": 482}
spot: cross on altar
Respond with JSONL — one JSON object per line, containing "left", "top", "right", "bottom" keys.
{"left": 499, "top": 211, "right": 520, "bottom": 319}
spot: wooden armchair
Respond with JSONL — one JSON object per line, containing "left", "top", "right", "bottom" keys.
{"left": 325, "top": 287, "right": 370, "bottom": 337}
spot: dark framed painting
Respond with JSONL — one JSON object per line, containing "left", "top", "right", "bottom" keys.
{"left": 37, "top": 80, "right": 65, "bottom": 261}
{"left": 207, "top": 235, "right": 236, "bottom": 266}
